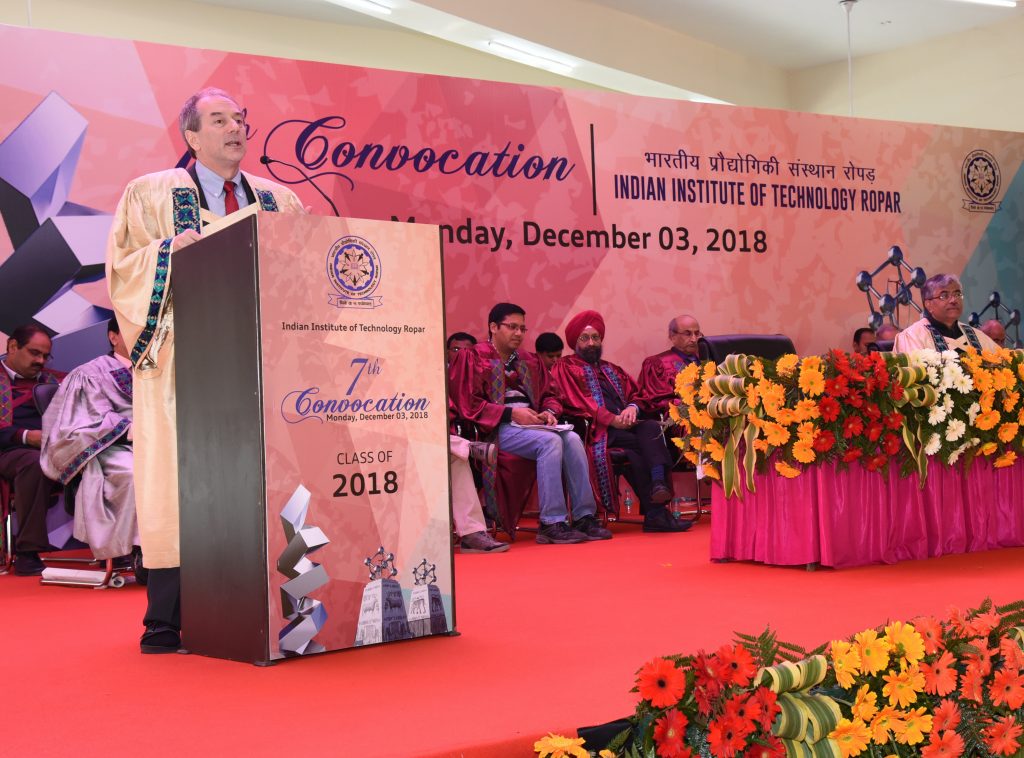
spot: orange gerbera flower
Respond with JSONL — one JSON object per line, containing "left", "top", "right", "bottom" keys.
{"left": 707, "top": 714, "right": 752, "bottom": 758}
{"left": 792, "top": 439, "right": 816, "bottom": 464}
{"left": 913, "top": 617, "right": 944, "bottom": 655}
{"left": 921, "top": 730, "right": 965, "bottom": 758}
{"left": 931, "top": 700, "right": 961, "bottom": 734}
{"left": 829, "top": 718, "right": 871, "bottom": 758}
{"left": 794, "top": 399, "right": 820, "bottom": 421}
{"left": 983, "top": 716, "right": 1024, "bottom": 757}
{"left": 990, "top": 666, "right": 1024, "bottom": 710}
{"left": 762, "top": 421, "right": 790, "bottom": 447}
{"left": 852, "top": 684, "right": 878, "bottom": 723}
{"left": 894, "top": 707, "right": 932, "bottom": 745}
{"left": 965, "top": 610, "right": 1000, "bottom": 638}
{"left": 830, "top": 640, "right": 862, "bottom": 689}
{"left": 775, "top": 460, "right": 801, "bottom": 478}
{"left": 798, "top": 367, "right": 825, "bottom": 397}
{"left": 1001, "top": 638, "right": 1024, "bottom": 670}
{"left": 995, "top": 450, "right": 1018, "bottom": 468}
{"left": 882, "top": 666, "right": 924, "bottom": 708}
{"left": 637, "top": 657, "right": 687, "bottom": 708}
{"left": 921, "top": 651, "right": 958, "bottom": 696}
{"left": 870, "top": 708, "right": 905, "bottom": 745}
{"left": 883, "top": 620, "right": 924, "bottom": 665}
{"left": 1004, "top": 391, "right": 1020, "bottom": 413}
{"left": 855, "top": 629, "right": 891, "bottom": 675}
{"left": 960, "top": 664, "right": 984, "bottom": 703}
{"left": 975, "top": 409, "right": 1001, "bottom": 431}
{"left": 998, "top": 422, "right": 1019, "bottom": 443}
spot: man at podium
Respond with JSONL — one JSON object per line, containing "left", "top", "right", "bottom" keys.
{"left": 106, "top": 87, "right": 304, "bottom": 654}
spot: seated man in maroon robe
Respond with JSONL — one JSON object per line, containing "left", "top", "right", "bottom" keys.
{"left": 449, "top": 303, "right": 610, "bottom": 544}
{"left": 638, "top": 314, "right": 702, "bottom": 418}
{"left": 552, "top": 310, "right": 690, "bottom": 533}
{"left": 0, "top": 325, "right": 64, "bottom": 575}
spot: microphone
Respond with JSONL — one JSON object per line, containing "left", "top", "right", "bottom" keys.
{"left": 260, "top": 155, "right": 340, "bottom": 216}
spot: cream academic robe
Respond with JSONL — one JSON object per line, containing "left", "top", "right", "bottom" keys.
{"left": 106, "top": 168, "right": 303, "bottom": 568}
{"left": 894, "top": 317, "right": 1000, "bottom": 355}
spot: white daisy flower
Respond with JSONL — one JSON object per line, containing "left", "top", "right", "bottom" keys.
{"left": 945, "top": 418, "right": 967, "bottom": 442}
{"left": 928, "top": 405, "right": 948, "bottom": 425}
{"left": 924, "top": 433, "right": 941, "bottom": 456}
{"left": 968, "top": 403, "right": 981, "bottom": 424}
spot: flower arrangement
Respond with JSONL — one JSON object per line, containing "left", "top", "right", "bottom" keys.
{"left": 669, "top": 347, "right": 1024, "bottom": 496}
{"left": 536, "top": 599, "right": 1024, "bottom": 758}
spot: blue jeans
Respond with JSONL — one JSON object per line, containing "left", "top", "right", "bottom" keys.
{"left": 496, "top": 424, "right": 597, "bottom": 525}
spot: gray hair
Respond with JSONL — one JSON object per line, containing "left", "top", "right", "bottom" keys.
{"left": 179, "top": 87, "right": 239, "bottom": 158}
{"left": 922, "top": 273, "right": 962, "bottom": 301}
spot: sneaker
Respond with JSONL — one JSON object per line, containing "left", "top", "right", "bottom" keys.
{"left": 459, "top": 531, "right": 510, "bottom": 553}
{"left": 643, "top": 506, "right": 693, "bottom": 533}
{"left": 650, "top": 482, "right": 672, "bottom": 505}
{"left": 536, "top": 521, "right": 587, "bottom": 545}
{"left": 573, "top": 515, "right": 613, "bottom": 541}
{"left": 14, "top": 551, "right": 45, "bottom": 576}
{"left": 468, "top": 441, "right": 497, "bottom": 467}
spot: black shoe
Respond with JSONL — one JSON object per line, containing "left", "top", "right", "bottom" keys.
{"left": 14, "top": 551, "right": 45, "bottom": 576}
{"left": 650, "top": 482, "right": 673, "bottom": 505}
{"left": 573, "top": 515, "right": 613, "bottom": 541}
{"left": 643, "top": 506, "right": 693, "bottom": 533}
{"left": 140, "top": 624, "right": 185, "bottom": 654}
{"left": 536, "top": 521, "right": 587, "bottom": 545}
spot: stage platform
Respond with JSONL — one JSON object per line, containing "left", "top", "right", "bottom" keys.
{"left": 4, "top": 520, "right": 1024, "bottom": 757}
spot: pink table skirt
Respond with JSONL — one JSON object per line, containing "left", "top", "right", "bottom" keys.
{"left": 710, "top": 458, "right": 1024, "bottom": 568}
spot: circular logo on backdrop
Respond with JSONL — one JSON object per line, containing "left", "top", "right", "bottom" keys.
{"left": 327, "top": 236, "right": 382, "bottom": 300}
{"left": 961, "top": 149, "right": 1001, "bottom": 204}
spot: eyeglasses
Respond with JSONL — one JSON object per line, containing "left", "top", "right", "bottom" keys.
{"left": 927, "top": 291, "right": 963, "bottom": 302}
{"left": 672, "top": 330, "right": 702, "bottom": 339}
{"left": 498, "top": 323, "right": 528, "bottom": 334}
{"left": 577, "top": 333, "right": 602, "bottom": 345}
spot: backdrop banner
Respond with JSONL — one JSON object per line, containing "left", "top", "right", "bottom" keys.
{"left": 0, "top": 23, "right": 1021, "bottom": 374}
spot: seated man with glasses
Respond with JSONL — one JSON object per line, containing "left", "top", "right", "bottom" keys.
{"left": 894, "top": 273, "right": 999, "bottom": 354}
{"left": 448, "top": 302, "right": 611, "bottom": 544}
{"left": 0, "top": 325, "right": 64, "bottom": 575}
{"left": 638, "top": 314, "right": 703, "bottom": 417}
{"left": 552, "top": 310, "right": 690, "bottom": 533}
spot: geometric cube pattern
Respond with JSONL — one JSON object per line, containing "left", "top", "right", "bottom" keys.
{"left": 276, "top": 484, "right": 330, "bottom": 657}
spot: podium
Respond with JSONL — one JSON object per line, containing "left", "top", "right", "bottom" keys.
{"left": 173, "top": 209, "right": 454, "bottom": 664}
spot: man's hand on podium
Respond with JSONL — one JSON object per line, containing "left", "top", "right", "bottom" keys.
{"left": 171, "top": 229, "right": 201, "bottom": 252}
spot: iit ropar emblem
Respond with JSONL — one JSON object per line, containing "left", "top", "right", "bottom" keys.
{"left": 326, "top": 235, "right": 383, "bottom": 308}
{"left": 961, "top": 149, "right": 1002, "bottom": 213}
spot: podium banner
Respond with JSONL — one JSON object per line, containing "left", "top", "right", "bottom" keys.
{"left": 256, "top": 214, "right": 451, "bottom": 658}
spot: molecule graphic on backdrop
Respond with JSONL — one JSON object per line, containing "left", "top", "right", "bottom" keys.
{"left": 364, "top": 546, "right": 398, "bottom": 581}
{"left": 855, "top": 246, "right": 927, "bottom": 330}
{"left": 412, "top": 559, "right": 437, "bottom": 586}
{"left": 968, "top": 292, "right": 1021, "bottom": 348}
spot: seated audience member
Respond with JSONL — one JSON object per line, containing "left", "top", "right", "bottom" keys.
{"left": 448, "top": 302, "right": 610, "bottom": 544}
{"left": 638, "top": 314, "right": 702, "bottom": 417}
{"left": 534, "top": 332, "right": 565, "bottom": 370}
{"left": 448, "top": 434, "right": 508, "bottom": 553}
{"left": 852, "top": 327, "right": 876, "bottom": 355}
{"left": 894, "top": 274, "right": 999, "bottom": 354}
{"left": 39, "top": 319, "right": 139, "bottom": 561}
{"left": 0, "top": 325, "right": 63, "bottom": 576}
{"left": 875, "top": 323, "right": 900, "bottom": 343}
{"left": 552, "top": 310, "right": 690, "bottom": 533}
{"left": 446, "top": 332, "right": 477, "bottom": 368}
{"left": 980, "top": 319, "right": 1006, "bottom": 348}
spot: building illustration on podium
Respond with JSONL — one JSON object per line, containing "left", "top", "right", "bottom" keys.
{"left": 407, "top": 559, "right": 448, "bottom": 637}
{"left": 355, "top": 546, "right": 412, "bottom": 646}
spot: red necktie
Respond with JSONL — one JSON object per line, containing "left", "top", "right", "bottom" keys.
{"left": 223, "top": 180, "right": 239, "bottom": 215}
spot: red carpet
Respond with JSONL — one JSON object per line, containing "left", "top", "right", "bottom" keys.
{"left": 4, "top": 521, "right": 1024, "bottom": 757}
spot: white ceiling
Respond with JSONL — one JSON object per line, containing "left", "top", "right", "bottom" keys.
{"left": 200, "top": 0, "right": 1022, "bottom": 86}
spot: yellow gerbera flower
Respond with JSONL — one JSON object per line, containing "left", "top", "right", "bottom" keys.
{"left": 855, "top": 629, "right": 891, "bottom": 675}
{"left": 690, "top": 408, "right": 714, "bottom": 430}
{"left": 672, "top": 437, "right": 686, "bottom": 451}
{"left": 706, "top": 438, "right": 725, "bottom": 462}
{"left": 702, "top": 361, "right": 718, "bottom": 380}
{"left": 801, "top": 355, "right": 824, "bottom": 374}
{"left": 797, "top": 421, "right": 818, "bottom": 442}
{"left": 852, "top": 684, "right": 878, "bottom": 723}
{"left": 775, "top": 460, "right": 801, "bottom": 478}
{"left": 753, "top": 438, "right": 769, "bottom": 453}
{"left": 881, "top": 665, "right": 924, "bottom": 708}
{"left": 830, "top": 640, "right": 862, "bottom": 688}
{"left": 998, "top": 422, "right": 1019, "bottom": 443}
{"left": 752, "top": 359, "right": 765, "bottom": 380}
{"left": 776, "top": 354, "right": 799, "bottom": 377}
{"left": 828, "top": 718, "right": 871, "bottom": 758}
{"left": 775, "top": 408, "right": 798, "bottom": 425}
{"left": 1004, "top": 391, "right": 1020, "bottom": 413}
{"left": 980, "top": 441, "right": 998, "bottom": 456}
{"left": 702, "top": 464, "right": 720, "bottom": 481}
{"left": 534, "top": 733, "right": 589, "bottom": 758}
{"left": 883, "top": 620, "right": 925, "bottom": 666}
{"left": 893, "top": 707, "right": 932, "bottom": 746}
{"left": 798, "top": 367, "right": 825, "bottom": 397}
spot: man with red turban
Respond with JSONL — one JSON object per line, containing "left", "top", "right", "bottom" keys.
{"left": 551, "top": 311, "right": 690, "bottom": 533}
